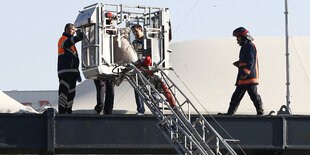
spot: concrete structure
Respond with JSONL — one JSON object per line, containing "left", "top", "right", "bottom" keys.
{"left": 4, "top": 90, "right": 58, "bottom": 112}
{"left": 0, "top": 91, "right": 37, "bottom": 113}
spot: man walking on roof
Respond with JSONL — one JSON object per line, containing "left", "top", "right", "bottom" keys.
{"left": 225, "top": 27, "right": 264, "bottom": 115}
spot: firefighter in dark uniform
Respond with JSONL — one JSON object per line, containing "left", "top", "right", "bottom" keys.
{"left": 226, "top": 27, "right": 264, "bottom": 115}
{"left": 57, "top": 23, "right": 83, "bottom": 114}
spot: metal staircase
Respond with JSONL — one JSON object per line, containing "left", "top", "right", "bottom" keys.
{"left": 116, "top": 63, "right": 238, "bottom": 155}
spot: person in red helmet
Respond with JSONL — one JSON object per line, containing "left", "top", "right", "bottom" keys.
{"left": 224, "top": 27, "right": 264, "bottom": 115}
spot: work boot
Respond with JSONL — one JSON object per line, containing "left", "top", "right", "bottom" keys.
{"left": 227, "top": 103, "right": 239, "bottom": 115}
{"left": 66, "top": 108, "right": 72, "bottom": 114}
{"left": 94, "top": 105, "right": 102, "bottom": 115}
{"left": 104, "top": 111, "right": 112, "bottom": 115}
{"left": 255, "top": 104, "right": 264, "bottom": 116}
{"left": 217, "top": 112, "right": 233, "bottom": 116}
{"left": 58, "top": 105, "right": 66, "bottom": 114}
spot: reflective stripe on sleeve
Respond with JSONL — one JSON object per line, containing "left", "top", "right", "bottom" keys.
{"left": 243, "top": 68, "right": 251, "bottom": 74}
{"left": 239, "top": 63, "right": 247, "bottom": 67}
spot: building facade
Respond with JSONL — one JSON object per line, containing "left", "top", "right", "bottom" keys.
{"left": 4, "top": 90, "right": 58, "bottom": 112}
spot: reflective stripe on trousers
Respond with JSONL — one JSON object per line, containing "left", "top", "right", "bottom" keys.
{"left": 58, "top": 76, "right": 77, "bottom": 109}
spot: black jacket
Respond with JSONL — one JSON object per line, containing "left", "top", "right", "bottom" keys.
{"left": 235, "top": 40, "right": 259, "bottom": 86}
{"left": 57, "top": 32, "right": 81, "bottom": 78}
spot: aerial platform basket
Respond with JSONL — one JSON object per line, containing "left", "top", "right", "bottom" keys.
{"left": 74, "top": 3, "right": 172, "bottom": 79}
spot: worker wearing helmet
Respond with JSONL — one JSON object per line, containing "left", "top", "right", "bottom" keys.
{"left": 225, "top": 27, "right": 264, "bottom": 115}
{"left": 57, "top": 23, "right": 83, "bottom": 114}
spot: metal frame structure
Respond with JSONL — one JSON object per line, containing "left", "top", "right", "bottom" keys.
{"left": 75, "top": 3, "right": 237, "bottom": 154}
{"left": 2, "top": 111, "right": 310, "bottom": 154}
{"left": 74, "top": 3, "right": 171, "bottom": 79}
{"left": 119, "top": 63, "right": 238, "bottom": 155}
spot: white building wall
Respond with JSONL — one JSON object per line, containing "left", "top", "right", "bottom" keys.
{"left": 4, "top": 90, "right": 58, "bottom": 111}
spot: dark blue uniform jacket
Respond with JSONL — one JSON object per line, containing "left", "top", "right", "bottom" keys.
{"left": 57, "top": 32, "right": 80, "bottom": 78}
{"left": 235, "top": 40, "right": 259, "bottom": 86}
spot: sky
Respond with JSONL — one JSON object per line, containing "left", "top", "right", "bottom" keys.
{"left": 0, "top": 0, "right": 309, "bottom": 91}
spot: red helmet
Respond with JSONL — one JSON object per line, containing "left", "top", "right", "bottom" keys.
{"left": 105, "top": 12, "right": 116, "bottom": 19}
{"left": 233, "top": 27, "right": 248, "bottom": 36}
{"left": 233, "top": 27, "right": 253, "bottom": 41}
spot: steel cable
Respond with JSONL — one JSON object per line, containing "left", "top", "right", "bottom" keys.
{"left": 290, "top": 37, "right": 310, "bottom": 83}
{"left": 172, "top": 69, "right": 247, "bottom": 155}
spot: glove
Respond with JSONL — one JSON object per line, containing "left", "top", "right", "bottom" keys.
{"left": 233, "top": 61, "right": 239, "bottom": 67}
{"left": 76, "top": 29, "right": 84, "bottom": 40}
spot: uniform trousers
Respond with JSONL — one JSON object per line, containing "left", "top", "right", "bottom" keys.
{"left": 94, "top": 79, "right": 115, "bottom": 114}
{"left": 58, "top": 73, "right": 77, "bottom": 114}
{"left": 134, "top": 90, "right": 145, "bottom": 113}
{"left": 227, "top": 85, "right": 263, "bottom": 115}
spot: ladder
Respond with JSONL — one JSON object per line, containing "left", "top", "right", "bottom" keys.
{"left": 116, "top": 63, "right": 238, "bottom": 155}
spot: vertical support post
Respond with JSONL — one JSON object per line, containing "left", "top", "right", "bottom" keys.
{"left": 282, "top": 117, "right": 288, "bottom": 151}
{"left": 117, "top": 5, "right": 121, "bottom": 48}
{"left": 284, "top": 0, "right": 291, "bottom": 114}
{"left": 148, "top": 7, "right": 152, "bottom": 26}
{"left": 46, "top": 108, "right": 55, "bottom": 155}
{"left": 95, "top": 5, "right": 100, "bottom": 66}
